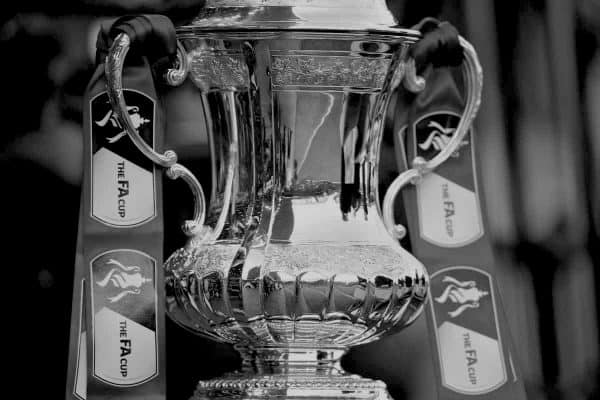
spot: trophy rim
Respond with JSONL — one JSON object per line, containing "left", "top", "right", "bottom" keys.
{"left": 176, "top": 26, "right": 422, "bottom": 44}
{"left": 177, "top": 26, "right": 421, "bottom": 37}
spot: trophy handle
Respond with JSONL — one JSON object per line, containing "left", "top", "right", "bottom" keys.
{"left": 382, "top": 36, "right": 483, "bottom": 239}
{"left": 105, "top": 32, "right": 228, "bottom": 241}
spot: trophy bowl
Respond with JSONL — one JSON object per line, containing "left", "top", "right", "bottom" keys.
{"left": 105, "top": 1, "right": 482, "bottom": 398}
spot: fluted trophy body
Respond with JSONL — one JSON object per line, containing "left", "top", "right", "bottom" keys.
{"left": 105, "top": 1, "right": 483, "bottom": 399}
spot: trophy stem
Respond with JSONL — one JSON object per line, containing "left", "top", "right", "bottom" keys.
{"left": 191, "top": 345, "right": 393, "bottom": 400}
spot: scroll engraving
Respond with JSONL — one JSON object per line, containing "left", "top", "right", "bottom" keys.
{"left": 189, "top": 52, "right": 249, "bottom": 90}
{"left": 270, "top": 55, "right": 391, "bottom": 89}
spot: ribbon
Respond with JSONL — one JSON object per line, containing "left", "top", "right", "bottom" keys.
{"left": 389, "top": 19, "right": 529, "bottom": 400}
{"left": 66, "top": 15, "right": 177, "bottom": 400}
{"left": 409, "top": 18, "right": 463, "bottom": 72}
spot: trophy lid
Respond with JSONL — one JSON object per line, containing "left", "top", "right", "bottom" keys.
{"left": 179, "top": 0, "right": 418, "bottom": 35}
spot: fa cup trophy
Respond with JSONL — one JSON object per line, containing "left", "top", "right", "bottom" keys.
{"left": 105, "top": 1, "right": 482, "bottom": 398}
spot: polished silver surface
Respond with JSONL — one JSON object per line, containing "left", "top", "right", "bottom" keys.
{"left": 104, "top": 2, "right": 483, "bottom": 398}
{"left": 167, "top": 31, "right": 428, "bottom": 400}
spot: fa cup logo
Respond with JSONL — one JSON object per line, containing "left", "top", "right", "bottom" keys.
{"left": 96, "top": 259, "right": 152, "bottom": 303}
{"left": 434, "top": 275, "right": 489, "bottom": 318}
{"left": 95, "top": 105, "right": 150, "bottom": 144}
{"left": 418, "top": 120, "right": 469, "bottom": 158}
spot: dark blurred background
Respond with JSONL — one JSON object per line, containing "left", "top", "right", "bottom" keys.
{"left": 1, "top": 1, "right": 599, "bottom": 399}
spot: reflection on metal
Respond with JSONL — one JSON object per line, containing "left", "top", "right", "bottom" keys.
{"left": 168, "top": 32, "right": 430, "bottom": 400}
{"left": 165, "top": 41, "right": 190, "bottom": 87}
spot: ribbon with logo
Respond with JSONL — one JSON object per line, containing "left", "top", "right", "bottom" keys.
{"left": 66, "top": 15, "right": 179, "bottom": 400}
{"left": 389, "top": 19, "right": 528, "bottom": 400}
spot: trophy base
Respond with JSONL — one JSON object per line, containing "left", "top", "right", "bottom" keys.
{"left": 191, "top": 372, "right": 392, "bottom": 400}
{"left": 190, "top": 346, "right": 392, "bottom": 400}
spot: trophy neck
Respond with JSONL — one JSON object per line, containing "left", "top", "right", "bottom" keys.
{"left": 182, "top": 0, "right": 408, "bottom": 32}
{"left": 236, "top": 345, "right": 347, "bottom": 375}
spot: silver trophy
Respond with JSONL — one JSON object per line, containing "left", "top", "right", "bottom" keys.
{"left": 105, "top": 1, "right": 482, "bottom": 399}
